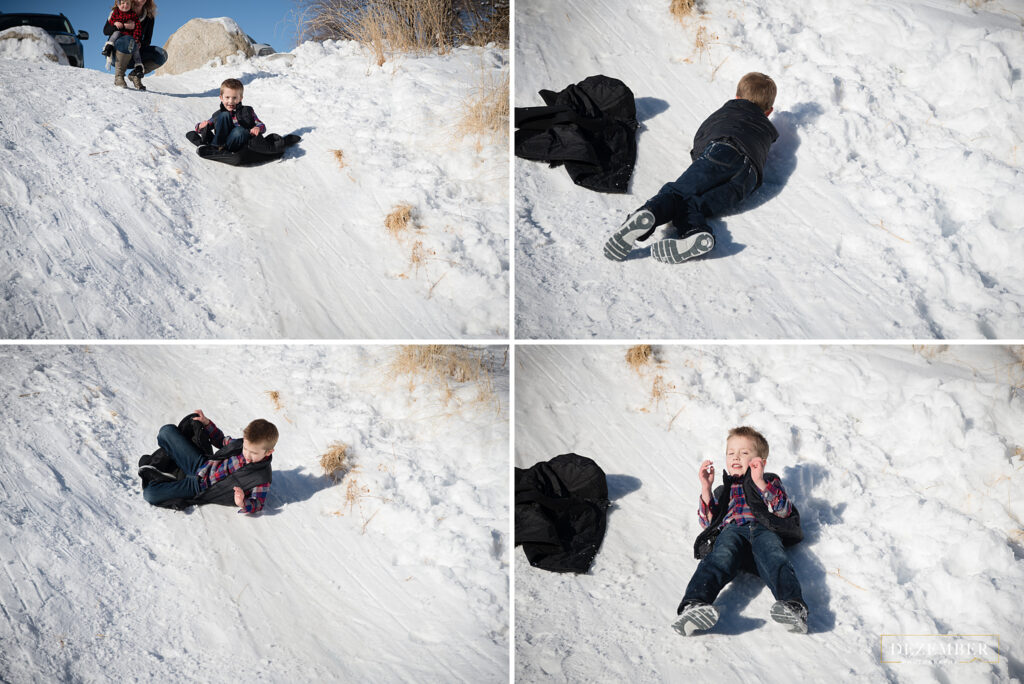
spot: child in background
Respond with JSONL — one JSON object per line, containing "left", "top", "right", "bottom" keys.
{"left": 101, "top": 0, "right": 144, "bottom": 83}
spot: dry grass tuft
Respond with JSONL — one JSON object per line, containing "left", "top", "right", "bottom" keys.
{"left": 385, "top": 203, "right": 414, "bottom": 237}
{"left": 265, "top": 390, "right": 284, "bottom": 411}
{"left": 331, "top": 149, "right": 347, "bottom": 168}
{"left": 320, "top": 441, "right": 353, "bottom": 482}
{"left": 457, "top": 69, "right": 509, "bottom": 149}
{"left": 391, "top": 345, "right": 498, "bottom": 408}
{"left": 626, "top": 344, "right": 654, "bottom": 373}
{"left": 670, "top": 0, "right": 697, "bottom": 21}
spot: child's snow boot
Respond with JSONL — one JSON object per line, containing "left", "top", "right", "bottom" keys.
{"left": 129, "top": 65, "right": 146, "bottom": 91}
{"left": 113, "top": 51, "right": 131, "bottom": 88}
{"left": 101, "top": 42, "right": 114, "bottom": 57}
{"left": 672, "top": 601, "right": 719, "bottom": 636}
{"left": 650, "top": 229, "right": 715, "bottom": 264}
{"left": 770, "top": 600, "right": 808, "bottom": 634}
{"left": 604, "top": 208, "right": 656, "bottom": 261}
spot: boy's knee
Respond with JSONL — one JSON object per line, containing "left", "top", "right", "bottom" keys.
{"left": 157, "top": 424, "right": 178, "bottom": 444}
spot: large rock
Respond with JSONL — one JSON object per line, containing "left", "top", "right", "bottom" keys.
{"left": 156, "top": 17, "right": 253, "bottom": 75}
{"left": 0, "top": 26, "right": 69, "bottom": 66}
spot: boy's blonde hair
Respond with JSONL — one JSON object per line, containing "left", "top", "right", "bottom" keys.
{"left": 736, "top": 72, "right": 776, "bottom": 112}
{"left": 244, "top": 419, "right": 279, "bottom": 448}
{"left": 728, "top": 425, "right": 769, "bottom": 460}
{"left": 220, "top": 78, "right": 244, "bottom": 96}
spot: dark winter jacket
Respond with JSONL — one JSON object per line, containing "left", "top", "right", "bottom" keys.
{"left": 103, "top": 14, "right": 154, "bottom": 48}
{"left": 514, "top": 75, "right": 639, "bottom": 193}
{"left": 192, "top": 439, "right": 273, "bottom": 507}
{"left": 693, "top": 469, "right": 802, "bottom": 559}
{"left": 515, "top": 453, "right": 611, "bottom": 573}
{"left": 690, "top": 99, "right": 779, "bottom": 188}
{"left": 198, "top": 104, "right": 267, "bottom": 137}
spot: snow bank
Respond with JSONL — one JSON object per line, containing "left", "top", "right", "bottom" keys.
{"left": 515, "top": 0, "right": 1024, "bottom": 339}
{"left": 0, "top": 344, "right": 509, "bottom": 682}
{"left": 0, "top": 26, "right": 68, "bottom": 66}
{"left": 0, "top": 40, "right": 508, "bottom": 338}
{"left": 515, "top": 344, "right": 1024, "bottom": 682}
{"left": 157, "top": 17, "right": 255, "bottom": 75}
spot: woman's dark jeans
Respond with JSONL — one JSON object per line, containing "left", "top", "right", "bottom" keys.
{"left": 644, "top": 140, "right": 759, "bottom": 237}
{"left": 113, "top": 35, "right": 168, "bottom": 74}
{"left": 679, "top": 521, "right": 804, "bottom": 612}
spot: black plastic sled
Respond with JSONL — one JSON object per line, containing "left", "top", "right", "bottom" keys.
{"left": 185, "top": 130, "right": 302, "bottom": 166}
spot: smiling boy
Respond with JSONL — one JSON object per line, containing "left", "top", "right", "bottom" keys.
{"left": 672, "top": 426, "right": 807, "bottom": 636}
{"left": 195, "top": 78, "right": 267, "bottom": 152}
{"left": 140, "top": 409, "right": 276, "bottom": 514}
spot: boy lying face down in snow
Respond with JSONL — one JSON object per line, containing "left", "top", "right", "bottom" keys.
{"left": 194, "top": 78, "right": 267, "bottom": 152}
{"left": 604, "top": 72, "right": 779, "bottom": 264}
{"left": 139, "top": 409, "right": 277, "bottom": 515}
{"left": 673, "top": 426, "right": 807, "bottom": 636}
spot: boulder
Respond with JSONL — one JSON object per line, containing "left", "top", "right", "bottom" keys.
{"left": 0, "top": 26, "right": 69, "bottom": 66}
{"left": 156, "top": 17, "right": 253, "bottom": 75}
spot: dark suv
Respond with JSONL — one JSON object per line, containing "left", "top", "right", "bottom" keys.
{"left": 0, "top": 13, "right": 89, "bottom": 67}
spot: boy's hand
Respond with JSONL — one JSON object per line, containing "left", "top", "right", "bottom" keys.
{"left": 192, "top": 409, "right": 211, "bottom": 426}
{"left": 198, "top": 120, "right": 210, "bottom": 130}
{"left": 749, "top": 457, "right": 767, "bottom": 489}
{"left": 233, "top": 486, "right": 246, "bottom": 509}
{"left": 249, "top": 126, "right": 261, "bottom": 136}
{"left": 698, "top": 459, "right": 714, "bottom": 487}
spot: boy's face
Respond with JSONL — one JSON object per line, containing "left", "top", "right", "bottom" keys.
{"left": 725, "top": 435, "right": 762, "bottom": 476}
{"left": 242, "top": 438, "right": 274, "bottom": 463}
{"left": 220, "top": 88, "right": 243, "bottom": 111}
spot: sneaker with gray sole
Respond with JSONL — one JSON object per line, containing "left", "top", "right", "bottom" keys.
{"left": 770, "top": 600, "right": 808, "bottom": 634}
{"left": 604, "top": 208, "right": 656, "bottom": 261}
{"left": 138, "top": 464, "right": 177, "bottom": 485}
{"left": 671, "top": 602, "right": 719, "bottom": 636}
{"left": 650, "top": 231, "right": 715, "bottom": 264}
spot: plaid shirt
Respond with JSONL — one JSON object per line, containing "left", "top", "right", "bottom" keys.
{"left": 109, "top": 8, "right": 143, "bottom": 42}
{"left": 197, "top": 421, "right": 270, "bottom": 514}
{"left": 698, "top": 477, "right": 791, "bottom": 530}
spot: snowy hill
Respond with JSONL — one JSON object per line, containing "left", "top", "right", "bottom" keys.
{"left": 0, "top": 39, "right": 508, "bottom": 339}
{"left": 515, "top": 344, "right": 1024, "bottom": 683}
{"left": 515, "top": 0, "right": 1024, "bottom": 339}
{"left": 0, "top": 345, "right": 508, "bottom": 681}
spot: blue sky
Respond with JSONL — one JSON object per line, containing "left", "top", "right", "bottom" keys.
{"left": 2, "top": 1, "right": 298, "bottom": 70}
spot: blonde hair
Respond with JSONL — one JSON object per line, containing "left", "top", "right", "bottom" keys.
{"left": 736, "top": 72, "right": 776, "bottom": 111}
{"left": 728, "top": 426, "right": 769, "bottom": 460}
{"left": 244, "top": 419, "right": 279, "bottom": 448}
{"left": 220, "top": 78, "right": 244, "bottom": 96}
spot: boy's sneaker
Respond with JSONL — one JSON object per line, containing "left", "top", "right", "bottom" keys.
{"left": 770, "top": 600, "right": 808, "bottom": 634}
{"left": 138, "top": 464, "right": 177, "bottom": 486}
{"left": 671, "top": 601, "right": 719, "bottom": 636}
{"left": 650, "top": 230, "right": 715, "bottom": 264}
{"left": 604, "top": 208, "right": 656, "bottom": 261}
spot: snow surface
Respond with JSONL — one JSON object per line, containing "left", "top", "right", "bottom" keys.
{"left": 515, "top": 344, "right": 1024, "bottom": 683}
{"left": 0, "top": 345, "right": 508, "bottom": 682}
{"left": 0, "top": 26, "right": 69, "bottom": 66}
{"left": 0, "top": 39, "right": 508, "bottom": 339}
{"left": 515, "top": 0, "right": 1024, "bottom": 339}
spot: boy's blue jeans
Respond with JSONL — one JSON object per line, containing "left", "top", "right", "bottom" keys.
{"left": 680, "top": 521, "right": 804, "bottom": 611}
{"left": 209, "top": 110, "right": 252, "bottom": 152}
{"left": 142, "top": 424, "right": 204, "bottom": 506}
{"left": 644, "top": 140, "right": 759, "bottom": 237}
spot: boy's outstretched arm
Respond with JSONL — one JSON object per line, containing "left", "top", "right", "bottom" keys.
{"left": 234, "top": 485, "right": 269, "bottom": 514}
{"left": 697, "top": 459, "right": 716, "bottom": 528}
{"left": 750, "top": 458, "right": 792, "bottom": 517}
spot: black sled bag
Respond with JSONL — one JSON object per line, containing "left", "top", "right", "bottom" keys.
{"left": 515, "top": 453, "right": 611, "bottom": 573}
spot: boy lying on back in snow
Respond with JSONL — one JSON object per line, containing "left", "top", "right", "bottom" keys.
{"left": 139, "top": 409, "right": 276, "bottom": 515}
{"left": 673, "top": 426, "right": 808, "bottom": 635}
{"left": 604, "top": 72, "right": 779, "bottom": 263}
